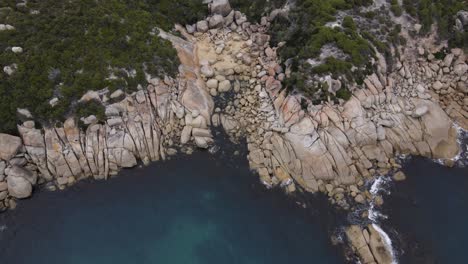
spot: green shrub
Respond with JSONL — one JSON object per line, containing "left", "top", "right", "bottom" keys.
{"left": 390, "top": 0, "right": 403, "bottom": 17}
{"left": 402, "top": 0, "right": 466, "bottom": 43}
{"left": 268, "top": 0, "right": 375, "bottom": 96}
{"left": 74, "top": 100, "right": 106, "bottom": 122}
{"left": 342, "top": 16, "right": 356, "bottom": 30}
{"left": 0, "top": 0, "right": 207, "bottom": 133}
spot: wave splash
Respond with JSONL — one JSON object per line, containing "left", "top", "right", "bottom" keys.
{"left": 434, "top": 123, "right": 468, "bottom": 167}
{"left": 368, "top": 176, "right": 398, "bottom": 264}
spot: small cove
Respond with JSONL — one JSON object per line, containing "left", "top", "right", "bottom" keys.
{"left": 0, "top": 138, "right": 346, "bottom": 264}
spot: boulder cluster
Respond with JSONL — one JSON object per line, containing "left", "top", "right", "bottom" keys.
{"left": 392, "top": 47, "right": 468, "bottom": 130}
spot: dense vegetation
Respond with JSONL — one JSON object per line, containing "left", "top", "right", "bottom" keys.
{"left": 0, "top": 0, "right": 208, "bottom": 133}
{"left": 266, "top": 0, "right": 466, "bottom": 101}
{"left": 230, "top": 0, "right": 286, "bottom": 21}
{"left": 0, "top": 0, "right": 466, "bottom": 133}
{"left": 401, "top": 0, "right": 467, "bottom": 47}
{"left": 267, "top": 0, "right": 374, "bottom": 100}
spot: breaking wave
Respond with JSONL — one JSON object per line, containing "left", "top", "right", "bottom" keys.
{"left": 368, "top": 176, "right": 398, "bottom": 264}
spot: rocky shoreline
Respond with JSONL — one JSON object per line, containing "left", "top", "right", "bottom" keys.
{"left": 0, "top": 1, "right": 466, "bottom": 263}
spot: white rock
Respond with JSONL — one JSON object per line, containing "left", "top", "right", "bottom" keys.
{"left": 209, "top": 15, "right": 224, "bottom": 29}
{"left": 107, "top": 117, "right": 123, "bottom": 127}
{"left": 105, "top": 106, "right": 120, "bottom": 117}
{"left": 453, "top": 63, "right": 467, "bottom": 76}
{"left": 196, "top": 20, "right": 209, "bottom": 32}
{"left": 186, "top": 24, "right": 196, "bottom": 34}
{"left": 7, "top": 175, "right": 32, "bottom": 199}
{"left": 191, "top": 109, "right": 200, "bottom": 118}
{"left": 0, "top": 24, "right": 15, "bottom": 31}
{"left": 418, "top": 47, "right": 425, "bottom": 56}
{"left": 3, "top": 64, "right": 17, "bottom": 76}
{"left": 414, "top": 24, "right": 422, "bottom": 32}
{"left": 415, "top": 84, "right": 425, "bottom": 93}
{"left": 433, "top": 81, "right": 443, "bottom": 90}
{"left": 218, "top": 80, "right": 231, "bottom": 93}
{"left": 110, "top": 89, "right": 124, "bottom": 99}
{"left": 17, "top": 108, "right": 33, "bottom": 118}
{"left": 180, "top": 126, "right": 192, "bottom": 144}
{"left": 192, "top": 128, "right": 212, "bottom": 138}
{"left": 201, "top": 65, "right": 215, "bottom": 78}
{"left": 81, "top": 115, "right": 97, "bottom": 125}
{"left": 0, "top": 134, "right": 23, "bottom": 161}
{"left": 80, "top": 90, "right": 100, "bottom": 102}
{"left": 210, "top": 0, "right": 232, "bottom": 16}
{"left": 49, "top": 97, "right": 59, "bottom": 107}
{"left": 11, "top": 46, "right": 23, "bottom": 53}
{"left": 443, "top": 54, "right": 454, "bottom": 67}
{"left": 412, "top": 105, "right": 429, "bottom": 118}
{"left": 206, "top": 79, "right": 219, "bottom": 89}
{"left": 6, "top": 166, "right": 37, "bottom": 185}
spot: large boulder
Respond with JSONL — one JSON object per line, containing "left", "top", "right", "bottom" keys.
{"left": 196, "top": 20, "right": 209, "bottom": 32}
{"left": 210, "top": 0, "right": 232, "bottom": 16}
{"left": 120, "top": 150, "right": 138, "bottom": 168}
{"left": 456, "top": 10, "right": 468, "bottom": 27}
{"left": 209, "top": 15, "right": 224, "bottom": 28}
{"left": 218, "top": 80, "right": 231, "bottom": 92}
{"left": 0, "top": 134, "right": 23, "bottom": 161}
{"left": 6, "top": 165, "right": 37, "bottom": 185}
{"left": 417, "top": 99, "right": 459, "bottom": 159}
{"left": 6, "top": 175, "right": 32, "bottom": 199}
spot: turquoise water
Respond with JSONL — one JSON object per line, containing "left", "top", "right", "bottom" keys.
{"left": 0, "top": 146, "right": 345, "bottom": 264}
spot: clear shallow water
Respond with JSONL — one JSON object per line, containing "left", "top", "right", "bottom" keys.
{"left": 0, "top": 146, "right": 345, "bottom": 264}
{"left": 382, "top": 157, "right": 468, "bottom": 264}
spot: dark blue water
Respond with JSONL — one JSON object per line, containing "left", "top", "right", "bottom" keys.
{"left": 0, "top": 143, "right": 345, "bottom": 264}
{"left": 383, "top": 157, "right": 468, "bottom": 264}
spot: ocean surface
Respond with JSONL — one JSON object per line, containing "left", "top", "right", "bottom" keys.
{"left": 0, "top": 139, "right": 345, "bottom": 264}
{"left": 382, "top": 156, "right": 468, "bottom": 264}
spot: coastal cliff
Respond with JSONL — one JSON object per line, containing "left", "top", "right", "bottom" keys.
{"left": 0, "top": 1, "right": 466, "bottom": 263}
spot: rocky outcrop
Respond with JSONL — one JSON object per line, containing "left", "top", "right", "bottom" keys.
{"left": 346, "top": 225, "right": 393, "bottom": 264}
{"left": 0, "top": 25, "right": 218, "bottom": 210}
{"left": 179, "top": 5, "right": 460, "bottom": 214}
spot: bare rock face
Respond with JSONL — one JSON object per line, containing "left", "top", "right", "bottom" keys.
{"left": 417, "top": 99, "right": 459, "bottom": 159}
{"left": 0, "top": 134, "right": 23, "bottom": 161}
{"left": 210, "top": 0, "right": 232, "bottom": 16}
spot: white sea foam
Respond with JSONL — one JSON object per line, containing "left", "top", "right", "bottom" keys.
{"left": 367, "top": 176, "right": 398, "bottom": 264}
{"left": 362, "top": 124, "right": 467, "bottom": 264}
{"left": 372, "top": 223, "right": 398, "bottom": 264}
{"left": 434, "top": 123, "right": 468, "bottom": 166}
